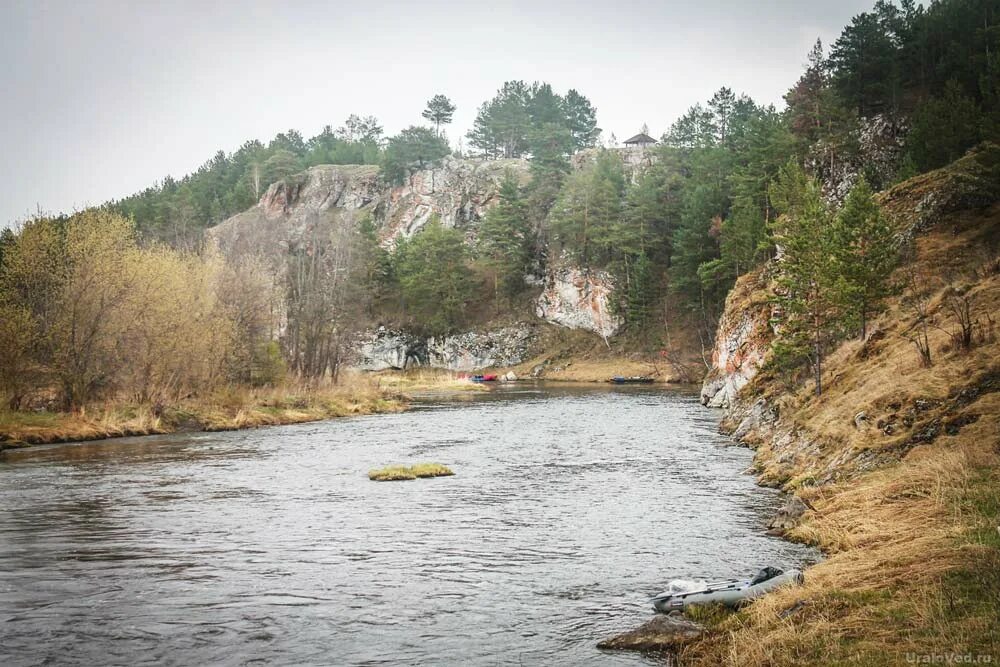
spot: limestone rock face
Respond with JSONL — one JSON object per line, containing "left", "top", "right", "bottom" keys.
{"left": 354, "top": 325, "right": 537, "bottom": 372}
{"left": 379, "top": 157, "right": 529, "bottom": 247}
{"left": 811, "top": 114, "right": 908, "bottom": 204}
{"left": 536, "top": 266, "right": 622, "bottom": 338}
{"left": 354, "top": 329, "right": 424, "bottom": 371}
{"left": 428, "top": 327, "right": 537, "bottom": 371}
{"left": 208, "top": 165, "right": 380, "bottom": 262}
{"left": 571, "top": 146, "right": 656, "bottom": 181}
{"left": 700, "top": 269, "right": 774, "bottom": 409}
{"left": 207, "top": 157, "right": 530, "bottom": 263}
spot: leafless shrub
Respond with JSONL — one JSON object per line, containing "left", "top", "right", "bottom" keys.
{"left": 975, "top": 310, "right": 996, "bottom": 345}
{"left": 899, "top": 266, "right": 934, "bottom": 367}
{"left": 975, "top": 252, "right": 1000, "bottom": 279}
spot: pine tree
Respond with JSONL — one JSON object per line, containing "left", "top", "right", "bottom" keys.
{"left": 261, "top": 149, "right": 301, "bottom": 187}
{"left": 381, "top": 126, "right": 450, "bottom": 184}
{"left": 708, "top": 87, "right": 737, "bottom": 143}
{"left": 421, "top": 94, "right": 457, "bottom": 137}
{"left": 394, "top": 219, "right": 473, "bottom": 336}
{"left": 526, "top": 82, "right": 565, "bottom": 127}
{"left": 906, "top": 80, "right": 982, "bottom": 171}
{"left": 625, "top": 251, "right": 655, "bottom": 329}
{"left": 784, "top": 40, "right": 832, "bottom": 143}
{"left": 525, "top": 121, "right": 574, "bottom": 221}
{"left": 477, "top": 172, "right": 533, "bottom": 307}
{"left": 546, "top": 151, "right": 623, "bottom": 269}
{"left": 664, "top": 104, "right": 716, "bottom": 149}
{"left": 828, "top": 8, "right": 902, "bottom": 115}
{"left": 623, "top": 161, "right": 681, "bottom": 268}
{"left": 833, "top": 176, "right": 898, "bottom": 339}
{"left": 770, "top": 162, "right": 851, "bottom": 396}
{"left": 563, "top": 89, "right": 601, "bottom": 150}
{"left": 467, "top": 81, "right": 532, "bottom": 158}
{"left": 335, "top": 115, "right": 383, "bottom": 143}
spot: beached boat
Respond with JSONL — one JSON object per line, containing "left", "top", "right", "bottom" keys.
{"left": 651, "top": 567, "right": 804, "bottom": 612}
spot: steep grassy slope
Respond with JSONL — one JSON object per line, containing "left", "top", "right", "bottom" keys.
{"left": 681, "top": 145, "right": 1000, "bottom": 666}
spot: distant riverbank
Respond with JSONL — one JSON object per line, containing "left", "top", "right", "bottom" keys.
{"left": 0, "top": 367, "right": 685, "bottom": 450}
{"left": 0, "top": 375, "right": 418, "bottom": 449}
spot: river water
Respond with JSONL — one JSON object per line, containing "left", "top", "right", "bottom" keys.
{"left": 0, "top": 383, "right": 816, "bottom": 666}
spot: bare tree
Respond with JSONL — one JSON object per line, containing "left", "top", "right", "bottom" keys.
{"left": 285, "top": 212, "right": 372, "bottom": 383}
{"left": 249, "top": 162, "right": 262, "bottom": 200}
{"left": 936, "top": 284, "right": 977, "bottom": 352}
{"left": 900, "top": 265, "right": 934, "bottom": 367}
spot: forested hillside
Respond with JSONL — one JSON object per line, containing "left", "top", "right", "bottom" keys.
{"left": 1, "top": 0, "right": 997, "bottom": 416}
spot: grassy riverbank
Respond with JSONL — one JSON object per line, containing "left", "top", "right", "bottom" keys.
{"left": 0, "top": 376, "right": 407, "bottom": 448}
{"left": 372, "top": 368, "right": 490, "bottom": 393}
{"left": 679, "top": 422, "right": 999, "bottom": 666}
{"left": 495, "top": 326, "right": 703, "bottom": 384}
{"left": 677, "top": 198, "right": 1000, "bottom": 665}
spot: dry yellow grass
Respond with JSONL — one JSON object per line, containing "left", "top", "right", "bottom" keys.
{"left": 371, "top": 368, "right": 489, "bottom": 393}
{"left": 0, "top": 403, "right": 168, "bottom": 445}
{"left": 509, "top": 356, "right": 668, "bottom": 383}
{"left": 368, "top": 462, "right": 454, "bottom": 481}
{"left": 680, "top": 426, "right": 999, "bottom": 666}
{"left": 409, "top": 462, "right": 455, "bottom": 478}
{"left": 368, "top": 466, "right": 417, "bottom": 481}
{"left": 678, "top": 202, "right": 1000, "bottom": 665}
{"left": 0, "top": 374, "right": 405, "bottom": 447}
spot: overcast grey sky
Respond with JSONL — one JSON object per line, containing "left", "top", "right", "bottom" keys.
{"left": 0, "top": 0, "right": 872, "bottom": 227}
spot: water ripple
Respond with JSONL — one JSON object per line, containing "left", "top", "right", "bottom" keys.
{"left": 0, "top": 383, "right": 817, "bottom": 666}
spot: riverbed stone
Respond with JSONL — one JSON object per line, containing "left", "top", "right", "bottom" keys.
{"left": 597, "top": 614, "right": 704, "bottom": 652}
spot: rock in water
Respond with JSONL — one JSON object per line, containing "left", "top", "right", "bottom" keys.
{"left": 597, "top": 614, "right": 704, "bottom": 652}
{"left": 768, "top": 495, "right": 809, "bottom": 534}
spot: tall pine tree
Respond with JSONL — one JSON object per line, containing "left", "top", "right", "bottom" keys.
{"left": 833, "top": 176, "right": 898, "bottom": 339}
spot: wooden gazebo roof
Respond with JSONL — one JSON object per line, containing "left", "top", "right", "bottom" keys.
{"left": 623, "top": 132, "right": 657, "bottom": 145}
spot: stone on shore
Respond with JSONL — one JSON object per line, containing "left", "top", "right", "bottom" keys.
{"left": 767, "top": 495, "right": 809, "bottom": 534}
{"left": 597, "top": 614, "right": 704, "bottom": 652}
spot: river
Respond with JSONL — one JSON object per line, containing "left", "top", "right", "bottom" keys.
{"left": 0, "top": 383, "right": 816, "bottom": 666}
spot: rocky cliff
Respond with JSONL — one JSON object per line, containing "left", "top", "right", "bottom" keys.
{"left": 703, "top": 143, "right": 1000, "bottom": 477}
{"left": 810, "top": 114, "right": 908, "bottom": 203}
{"left": 699, "top": 266, "right": 774, "bottom": 409}
{"left": 535, "top": 266, "right": 622, "bottom": 338}
{"left": 377, "top": 157, "right": 529, "bottom": 247}
{"left": 684, "top": 144, "right": 1000, "bottom": 666}
{"left": 206, "top": 157, "right": 625, "bottom": 367}
{"left": 208, "top": 158, "right": 529, "bottom": 261}
{"left": 355, "top": 325, "right": 538, "bottom": 371}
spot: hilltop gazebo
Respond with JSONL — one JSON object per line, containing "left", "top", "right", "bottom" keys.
{"left": 623, "top": 132, "right": 657, "bottom": 149}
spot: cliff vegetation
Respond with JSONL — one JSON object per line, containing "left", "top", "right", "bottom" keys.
{"left": 687, "top": 143, "right": 1000, "bottom": 666}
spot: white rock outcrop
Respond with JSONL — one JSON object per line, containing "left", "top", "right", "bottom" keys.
{"left": 700, "top": 270, "right": 774, "bottom": 409}
{"left": 354, "top": 326, "right": 537, "bottom": 372}
{"left": 380, "top": 157, "right": 528, "bottom": 247}
{"left": 535, "top": 267, "right": 622, "bottom": 338}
